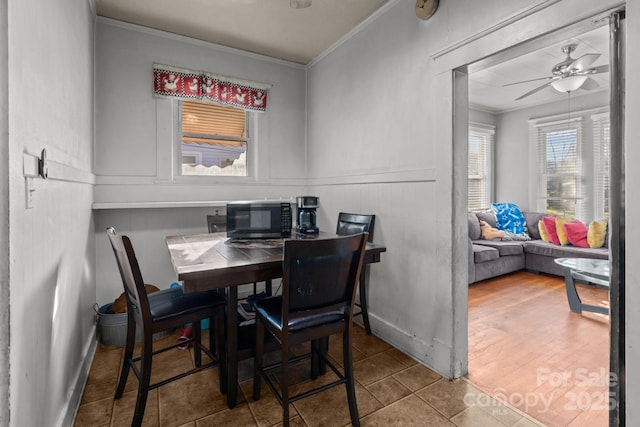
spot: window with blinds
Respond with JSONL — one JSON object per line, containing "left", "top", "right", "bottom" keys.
{"left": 180, "top": 101, "right": 248, "bottom": 176}
{"left": 534, "top": 117, "right": 584, "bottom": 219}
{"left": 468, "top": 124, "right": 494, "bottom": 211}
{"left": 592, "top": 112, "right": 610, "bottom": 220}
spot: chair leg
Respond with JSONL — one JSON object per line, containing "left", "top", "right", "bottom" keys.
{"left": 252, "top": 318, "right": 265, "bottom": 401}
{"left": 193, "top": 321, "right": 202, "bottom": 367}
{"left": 310, "top": 339, "right": 320, "bottom": 380}
{"left": 214, "top": 310, "right": 228, "bottom": 394}
{"left": 358, "top": 271, "right": 372, "bottom": 335}
{"left": 115, "top": 312, "right": 137, "bottom": 399}
{"left": 281, "top": 343, "right": 290, "bottom": 427}
{"left": 343, "top": 328, "right": 360, "bottom": 427}
{"left": 132, "top": 333, "right": 154, "bottom": 427}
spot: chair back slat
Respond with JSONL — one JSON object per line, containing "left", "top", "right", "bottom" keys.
{"left": 336, "top": 212, "right": 375, "bottom": 242}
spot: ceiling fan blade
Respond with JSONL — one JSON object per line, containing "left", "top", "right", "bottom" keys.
{"left": 589, "top": 64, "right": 609, "bottom": 74}
{"left": 515, "top": 81, "right": 553, "bottom": 101}
{"left": 570, "top": 53, "right": 600, "bottom": 71}
{"left": 580, "top": 77, "right": 600, "bottom": 91}
{"left": 502, "top": 76, "right": 553, "bottom": 87}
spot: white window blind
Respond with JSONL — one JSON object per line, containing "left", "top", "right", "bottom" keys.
{"left": 468, "top": 124, "right": 494, "bottom": 211}
{"left": 592, "top": 112, "right": 610, "bottom": 220}
{"left": 533, "top": 117, "right": 584, "bottom": 220}
{"left": 180, "top": 101, "right": 249, "bottom": 176}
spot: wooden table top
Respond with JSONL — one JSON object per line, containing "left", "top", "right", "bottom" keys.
{"left": 166, "top": 231, "right": 386, "bottom": 289}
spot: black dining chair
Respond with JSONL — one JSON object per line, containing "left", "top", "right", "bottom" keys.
{"left": 106, "top": 227, "right": 227, "bottom": 427}
{"left": 252, "top": 233, "right": 368, "bottom": 427}
{"left": 336, "top": 212, "right": 375, "bottom": 334}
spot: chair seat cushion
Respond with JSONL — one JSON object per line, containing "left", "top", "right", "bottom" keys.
{"left": 255, "top": 296, "right": 346, "bottom": 332}
{"left": 148, "top": 287, "right": 226, "bottom": 322}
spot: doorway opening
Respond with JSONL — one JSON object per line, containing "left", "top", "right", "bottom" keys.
{"left": 459, "top": 11, "right": 624, "bottom": 427}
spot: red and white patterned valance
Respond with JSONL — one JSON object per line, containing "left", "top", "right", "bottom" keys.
{"left": 153, "top": 64, "right": 270, "bottom": 112}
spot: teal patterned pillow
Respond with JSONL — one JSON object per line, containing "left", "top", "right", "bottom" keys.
{"left": 491, "top": 203, "right": 528, "bottom": 235}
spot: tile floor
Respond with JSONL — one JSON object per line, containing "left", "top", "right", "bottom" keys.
{"left": 74, "top": 325, "right": 545, "bottom": 426}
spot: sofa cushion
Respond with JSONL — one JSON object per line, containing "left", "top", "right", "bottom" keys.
{"left": 468, "top": 213, "right": 482, "bottom": 240}
{"left": 476, "top": 211, "right": 496, "bottom": 228}
{"left": 473, "top": 244, "right": 500, "bottom": 263}
{"left": 473, "top": 240, "right": 524, "bottom": 256}
{"left": 523, "top": 240, "right": 608, "bottom": 259}
{"left": 523, "top": 212, "right": 545, "bottom": 240}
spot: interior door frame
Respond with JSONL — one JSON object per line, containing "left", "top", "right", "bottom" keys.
{"left": 453, "top": 7, "right": 626, "bottom": 424}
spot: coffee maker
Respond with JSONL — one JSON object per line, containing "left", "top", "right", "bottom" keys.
{"left": 296, "top": 196, "right": 319, "bottom": 234}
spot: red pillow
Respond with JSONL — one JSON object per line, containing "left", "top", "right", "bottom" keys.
{"left": 541, "top": 216, "right": 560, "bottom": 245}
{"left": 564, "top": 220, "right": 589, "bottom": 248}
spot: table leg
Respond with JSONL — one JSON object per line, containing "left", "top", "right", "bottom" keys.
{"left": 563, "top": 268, "right": 583, "bottom": 313}
{"left": 226, "top": 285, "right": 238, "bottom": 408}
{"left": 358, "top": 268, "right": 372, "bottom": 334}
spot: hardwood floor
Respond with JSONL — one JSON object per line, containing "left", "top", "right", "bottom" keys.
{"left": 468, "top": 271, "right": 610, "bottom": 427}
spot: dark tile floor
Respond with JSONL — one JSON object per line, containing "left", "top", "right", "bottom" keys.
{"left": 74, "top": 325, "right": 544, "bottom": 426}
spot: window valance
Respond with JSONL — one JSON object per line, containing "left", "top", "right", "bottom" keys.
{"left": 153, "top": 63, "right": 271, "bottom": 112}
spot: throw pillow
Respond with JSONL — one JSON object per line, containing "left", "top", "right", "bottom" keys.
{"left": 538, "top": 220, "right": 551, "bottom": 242}
{"left": 491, "top": 202, "right": 528, "bottom": 235}
{"left": 587, "top": 220, "right": 608, "bottom": 248}
{"left": 555, "top": 217, "right": 571, "bottom": 246}
{"left": 563, "top": 220, "right": 589, "bottom": 248}
{"left": 541, "top": 216, "right": 560, "bottom": 245}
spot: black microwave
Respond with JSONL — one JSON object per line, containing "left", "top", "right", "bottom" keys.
{"left": 226, "top": 201, "right": 292, "bottom": 239}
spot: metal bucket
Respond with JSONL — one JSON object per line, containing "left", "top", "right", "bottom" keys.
{"left": 94, "top": 303, "right": 172, "bottom": 347}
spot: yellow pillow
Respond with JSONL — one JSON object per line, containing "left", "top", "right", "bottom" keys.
{"left": 587, "top": 220, "right": 607, "bottom": 248}
{"left": 555, "top": 217, "right": 571, "bottom": 245}
{"left": 538, "top": 219, "right": 551, "bottom": 242}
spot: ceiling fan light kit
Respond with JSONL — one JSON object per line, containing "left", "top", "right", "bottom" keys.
{"left": 290, "top": 0, "right": 311, "bottom": 9}
{"left": 551, "top": 75, "right": 588, "bottom": 93}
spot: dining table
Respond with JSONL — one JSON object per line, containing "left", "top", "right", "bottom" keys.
{"left": 165, "top": 230, "right": 387, "bottom": 408}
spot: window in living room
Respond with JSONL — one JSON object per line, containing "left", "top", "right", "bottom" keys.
{"left": 179, "top": 101, "right": 249, "bottom": 176}
{"left": 533, "top": 116, "right": 584, "bottom": 219}
{"left": 468, "top": 123, "right": 495, "bottom": 211}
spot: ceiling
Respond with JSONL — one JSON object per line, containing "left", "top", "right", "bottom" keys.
{"left": 94, "top": 0, "right": 390, "bottom": 65}
{"left": 468, "top": 25, "right": 610, "bottom": 113}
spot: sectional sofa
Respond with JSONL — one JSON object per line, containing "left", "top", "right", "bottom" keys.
{"left": 468, "top": 211, "right": 609, "bottom": 284}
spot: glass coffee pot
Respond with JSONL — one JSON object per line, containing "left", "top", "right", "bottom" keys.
{"left": 296, "top": 196, "right": 319, "bottom": 234}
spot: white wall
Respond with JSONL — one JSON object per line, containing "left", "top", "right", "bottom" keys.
{"left": 7, "top": 0, "right": 96, "bottom": 426}
{"left": 93, "top": 20, "right": 309, "bottom": 304}
{"left": 495, "top": 90, "right": 609, "bottom": 212}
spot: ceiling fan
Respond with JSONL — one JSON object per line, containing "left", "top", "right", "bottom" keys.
{"left": 504, "top": 44, "right": 609, "bottom": 101}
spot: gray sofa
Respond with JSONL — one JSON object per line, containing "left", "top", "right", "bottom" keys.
{"left": 468, "top": 211, "right": 609, "bottom": 284}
